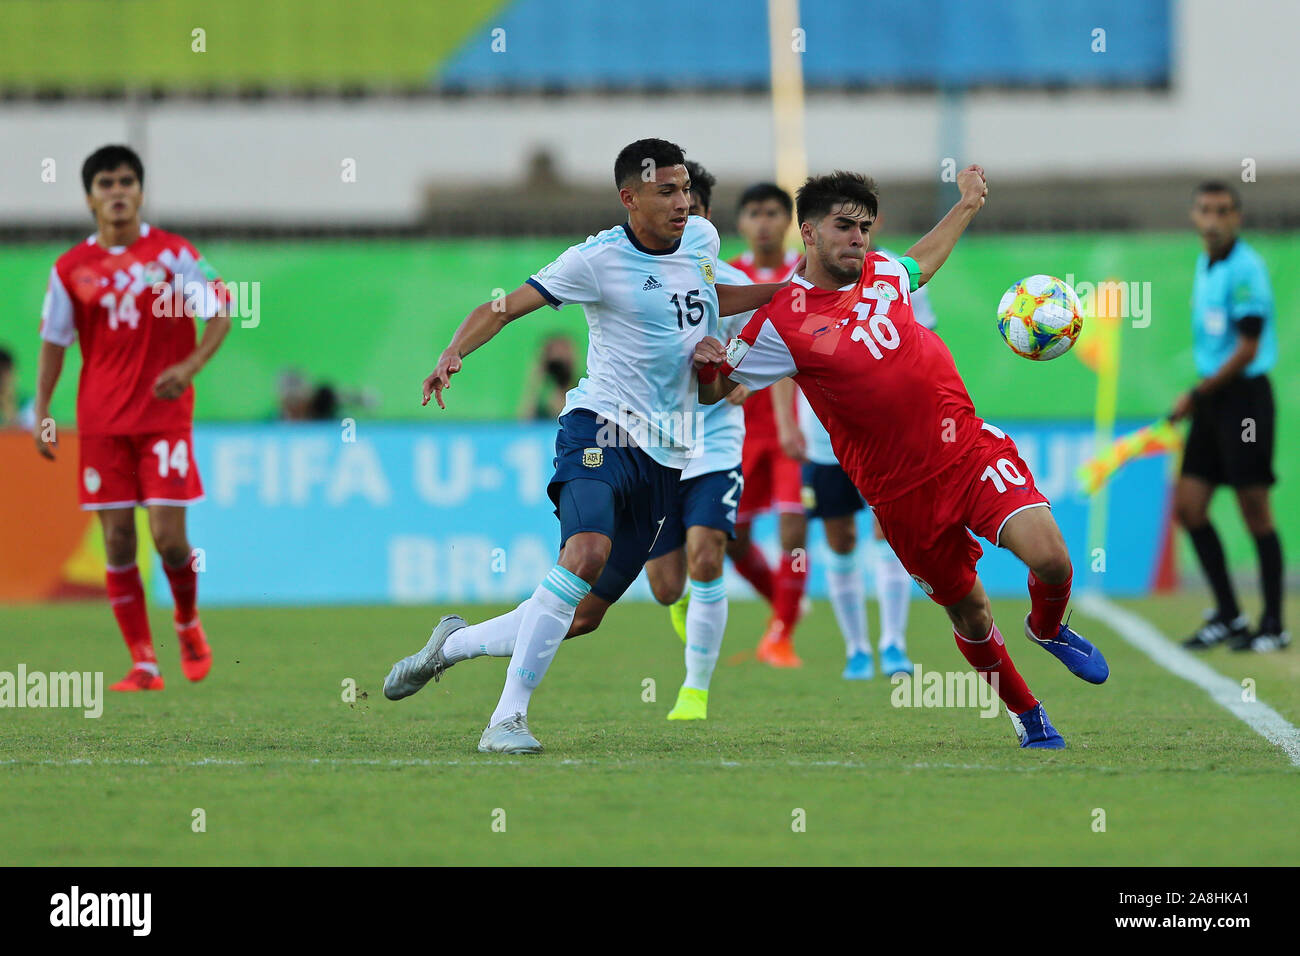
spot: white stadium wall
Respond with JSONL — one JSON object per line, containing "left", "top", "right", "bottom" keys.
{"left": 1, "top": 0, "right": 1295, "bottom": 226}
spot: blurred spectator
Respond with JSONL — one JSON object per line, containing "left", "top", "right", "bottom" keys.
{"left": 278, "top": 367, "right": 377, "bottom": 422}
{"left": 0, "top": 348, "right": 16, "bottom": 428}
{"left": 0, "top": 347, "right": 36, "bottom": 431}
{"left": 309, "top": 384, "right": 339, "bottom": 421}
{"left": 517, "top": 335, "right": 577, "bottom": 422}
{"left": 278, "top": 369, "right": 314, "bottom": 421}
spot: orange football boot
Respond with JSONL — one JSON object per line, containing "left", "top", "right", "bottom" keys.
{"left": 110, "top": 666, "right": 165, "bottom": 692}
{"left": 756, "top": 621, "right": 803, "bottom": 668}
{"left": 176, "top": 619, "right": 212, "bottom": 682}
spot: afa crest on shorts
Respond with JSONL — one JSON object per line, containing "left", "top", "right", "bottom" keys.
{"left": 697, "top": 255, "right": 715, "bottom": 284}
{"left": 582, "top": 447, "right": 603, "bottom": 468}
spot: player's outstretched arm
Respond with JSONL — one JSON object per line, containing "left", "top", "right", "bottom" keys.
{"left": 33, "top": 341, "right": 65, "bottom": 460}
{"left": 904, "top": 165, "right": 988, "bottom": 287}
{"left": 423, "top": 282, "right": 547, "bottom": 409}
{"left": 718, "top": 282, "right": 786, "bottom": 317}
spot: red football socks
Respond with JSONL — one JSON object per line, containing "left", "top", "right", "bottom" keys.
{"left": 164, "top": 559, "right": 199, "bottom": 625}
{"left": 773, "top": 550, "right": 807, "bottom": 635}
{"left": 1027, "top": 570, "right": 1072, "bottom": 640}
{"left": 105, "top": 564, "right": 157, "bottom": 664}
{"left": 953, "top": 622, "right": 1037, "bottom": 715}
{"left": 732, "top": 541, "right": 775, "bottom": 604}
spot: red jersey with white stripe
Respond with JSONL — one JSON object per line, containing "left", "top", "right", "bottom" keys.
{"left": 721, "top": 252, "right": 985, "bottom": 505}
{"left": 40, "top": 224, "right": 226, "bottom": 438}
{"left": 726, "top": 249, "right": 801, "bottom": 446}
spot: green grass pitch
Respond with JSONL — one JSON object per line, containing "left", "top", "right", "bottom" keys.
{"left": 1, "top": 594, "right": 1296, "bottom": 865}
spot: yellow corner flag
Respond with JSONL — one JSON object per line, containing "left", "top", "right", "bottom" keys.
{"left": 1077, "top": 419, "right": 1183, "bottom": 496}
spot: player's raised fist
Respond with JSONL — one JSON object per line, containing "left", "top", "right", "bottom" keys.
{"left": 423, "top": 351, "right": 462, "bottom": 409}
{"left": 692, "top": 336, "right": 726, "bottom": 369}
{"left": 957, "top": 165, "right": 988, "bottom": 209}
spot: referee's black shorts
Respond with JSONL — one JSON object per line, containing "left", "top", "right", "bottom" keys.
{"left": 1180, "top": 374, "right": 1276, "bottom": 488}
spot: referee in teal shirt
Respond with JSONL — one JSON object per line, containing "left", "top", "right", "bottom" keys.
{"left": 1172, "top": 182, "right": 1286, "bottom": 652}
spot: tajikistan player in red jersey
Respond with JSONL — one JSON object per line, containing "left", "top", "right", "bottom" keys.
{"left": 726, "top": 183, "right": 809, "bottom": 667}
{"left": 33, "top": 145, "right": 231, "bottom": 692}
{"left": 697, "top": 169, "right": 1109, "bottom": 749}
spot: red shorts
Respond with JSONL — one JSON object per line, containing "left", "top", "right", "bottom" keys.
{"left": 871, "top": 424, "right": 1049, "bottom": 606}
{"left": 78, "top": 429, "right": 205, "bottom": 510}
{"left": 737, "top": 441, "right": 804, "bottom": 524}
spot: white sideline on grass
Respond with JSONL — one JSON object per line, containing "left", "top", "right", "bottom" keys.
{"left": 1076, "top": 592, "right": 1300, "bottom": 767}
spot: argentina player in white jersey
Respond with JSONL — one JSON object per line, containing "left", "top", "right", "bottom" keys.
{"left": 382, "top": 140, "right": 789, "bottom": 754}
{"left": 637, "top": 161, "right": 754, "bottom": 721}
{"left": 791, "top": 219, "right": 936, "bottom": 681}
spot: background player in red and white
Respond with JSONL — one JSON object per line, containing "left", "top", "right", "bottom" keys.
{"left": 726, "top": 183, "right": 808, "bottom": 667}
{"left": 33, "top": 145, "right": 230, "bottom": 692}
{"left": 696, "top": 168, "right": 1109, "bottom": 749}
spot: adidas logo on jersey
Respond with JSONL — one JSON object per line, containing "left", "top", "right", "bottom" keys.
{"left": 642, "top": 275, "right": 662, "bottom": 291}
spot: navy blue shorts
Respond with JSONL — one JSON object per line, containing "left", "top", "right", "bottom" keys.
{"left": 648, "top": 465, "right": 744, "bottom": 559}
{"left": 802, "top": 461, "right": 865, "bottom": 520}
{"left": 548, "top": 410, "right": 681, "bottom": 603}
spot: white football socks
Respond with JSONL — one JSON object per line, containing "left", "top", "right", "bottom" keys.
{"left": 825, "top": 549, "right": 869, "bottom": 656}
{"left": 875, "top": 541, "right": 912, "bottom": 652}
{"left": 682, "top": 576, "right": 727, "bottom": 691}
{"left": 443, "top": 604, "right": 524, "bottom": 664}
{"left": 488, "top": 566, "right": 589, "bottom": 727}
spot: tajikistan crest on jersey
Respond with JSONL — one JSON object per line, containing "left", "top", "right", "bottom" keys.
{"left": 697, "top": 255, "right": 715, "bottom": 284}
{"left": 872, "top": 279, "right": 899, "bottom": 301}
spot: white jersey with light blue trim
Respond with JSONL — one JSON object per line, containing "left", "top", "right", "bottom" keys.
{"left": 798, "top": 248, "right": 937, "bottom": 466}
{"left": 528, "top": 216, "right": 721, "bottom": 470}
{"left": 682, "top": 258, "right": 750, "bottom": 480}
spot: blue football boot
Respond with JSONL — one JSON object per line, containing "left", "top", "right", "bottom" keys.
{"left": 1025, "top": 612, "right": 1109, "bottom": 685}
{"left": 1010, "top": 702, "right": 1066, "bottom": 749}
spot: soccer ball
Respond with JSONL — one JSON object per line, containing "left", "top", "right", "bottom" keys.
{"left": 996, "top": 275, "right": 1084, "bottom": 361}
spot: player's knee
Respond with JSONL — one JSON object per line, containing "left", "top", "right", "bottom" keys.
{"left": 649, "top": 576, "right": 683, "bottom": 606}
{"left": 1175, "top": 497, "right": 1208, "bottom": 530}
{"left": 560, "top": 538, "right": 610, "bottom": 584}
{"left": 687, "top": 553, "right": 724, "bottom": 585}
{"left": 945, "top": 589, "right": 992, "bottom": 639}
{"left": 686, "top": 535, "right": 726, "bottom": 583}
{"left": 154, "top": 537, "right": 191, "bottom": 569}
{"left": 103, "top": 525, "right": 137, "bottom": 565}
{"left": 1237, "top": 495, "right": 1273, "bottom": 536}
{"left": 778, "top": 518, "right": 807, "bottom": 552}
{"left": 1033, "top": 548, "right": 1072, "bottom": 586}
{"left": 826, "top": 520, "right": 857, "bottom": 555}
{"left": 1245, "top": 515, "right": 1274, "bottom": 537}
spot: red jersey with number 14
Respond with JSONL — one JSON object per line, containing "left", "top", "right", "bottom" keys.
{"left": 720, "top": 252, "right": 984, "bottom": 505}
{"left": 40, "top": 224, "right": 226, "bottom": 438}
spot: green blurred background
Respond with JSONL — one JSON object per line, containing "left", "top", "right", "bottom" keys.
{"left": 6, "top": 231, "right": 1296, "bottom": 570}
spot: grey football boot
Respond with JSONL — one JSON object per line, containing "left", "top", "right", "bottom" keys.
{"left": 383, "top": 614, "right": 467, "bottom": 700}
{"left": 477, "top": 713, "right": 543, "bottom": 754}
